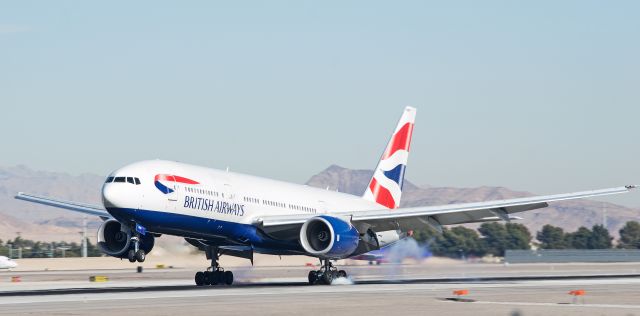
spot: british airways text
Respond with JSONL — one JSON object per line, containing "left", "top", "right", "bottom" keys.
{"left": 183, "top": 196, "right": 245, "bottom": 216}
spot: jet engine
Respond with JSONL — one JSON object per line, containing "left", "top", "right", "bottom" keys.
{"left": 97, "top": 219, "right": 155, "bottom": 258}
{"left": 299, "top": 215, "right": 359, "bottom": 259}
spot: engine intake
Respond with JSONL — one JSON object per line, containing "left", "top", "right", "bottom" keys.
{"left": 300, "top": 215, "right": 359, "bottom": 259}
{"left": 97, "top": 219, "right": 154, "bottom": 258}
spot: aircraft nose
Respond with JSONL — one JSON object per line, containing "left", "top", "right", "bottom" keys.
{"left": 102, "top": 183, "right": 128, "bottom": 209}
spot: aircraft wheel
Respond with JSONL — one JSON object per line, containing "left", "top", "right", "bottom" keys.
{"left": 195, "top": 271, "right": 205, "bottom": 286}
{"left": 224, "top": 271, "right": 234, "bottom": 285}
{"left": 127, "top": 250, "right": 136, "bottom": 263}
{"left": 135, "top": 250, "right": 146, "bottom": 262}
{"left": 338, "top": 270, "right": 347, "bottom": 278}
{"left": 308, "top": 271, "right": 318, "bottom": 285}
{"left": 203, "top": 271, "right": 212, "bottom": 285}
{"left": 210, "top": 271, "right": 219, "bottom": 285}
{"left": 322, "top": 271, "right": 334, "bottom": 285}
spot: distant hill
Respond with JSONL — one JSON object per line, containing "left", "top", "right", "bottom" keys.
{"left": 306, "top": 164, "right": 419, "bottom": 195}
{"left": 306, "top": 165, "right": 640, "bottom": 238}
{"left": 0, "top": 165, "right": 103, "bottom": 241}
{"left": 0, "top": 164, "right": 637, "bottom": 242}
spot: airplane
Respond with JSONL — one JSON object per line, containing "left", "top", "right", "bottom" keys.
{"left": 0, "top": 256, "right": 17, "bottom": 270}
{"left": 14, "top": 106, "right": 637, "bottom": 286}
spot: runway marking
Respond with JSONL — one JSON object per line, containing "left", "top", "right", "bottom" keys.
{"left": 460, "top": 300, "right": 640, "bottom": 310}
{"left": 2, "top": 278, "right": 640, "bottom": 306}
{"left": 3, "top": 274, "right": 640, "bottom": 296}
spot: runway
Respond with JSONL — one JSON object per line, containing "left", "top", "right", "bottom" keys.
{"left": 2, "top": 262, "right": 640, "bottom": 315}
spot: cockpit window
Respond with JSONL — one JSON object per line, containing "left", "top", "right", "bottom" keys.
{"left": 109, "top": 176, "right": 141, "bottom": 185}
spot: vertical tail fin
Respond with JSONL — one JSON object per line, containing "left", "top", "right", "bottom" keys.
{"left": 363, "top": 106, "right": 416, "bottom": 209}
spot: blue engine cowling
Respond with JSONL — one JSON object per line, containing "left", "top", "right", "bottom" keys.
{"left": 97, "top": 219, "right": 155, "bottom": 258}
{"left": 299, "top": 215, "right": 360, "bottom": 259}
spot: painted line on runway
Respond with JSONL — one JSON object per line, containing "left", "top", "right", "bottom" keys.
{"left": 2, "top": 280, "right": 640, "bottom": 307}
{"left": 452, "top": 300, "right": 640, "bottom": 310}
{"left": 1, "top": 273, "right": 640, "bottom": 297}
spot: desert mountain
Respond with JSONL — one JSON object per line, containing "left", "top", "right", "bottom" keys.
{"left": 0, "top": 166, "right": 103, "bottom": 241}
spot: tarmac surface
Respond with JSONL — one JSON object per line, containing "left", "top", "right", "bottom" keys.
{"left": 1, "top": 261, "right": 640, "bottom": 315}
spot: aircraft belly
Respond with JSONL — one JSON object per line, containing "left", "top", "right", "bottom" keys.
{"left": 106, "top": 207, "right": 302, "bottom": 252}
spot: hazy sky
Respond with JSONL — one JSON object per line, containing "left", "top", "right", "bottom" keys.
{"left": 1, "top": 1, "right": 638, "bottom": 207}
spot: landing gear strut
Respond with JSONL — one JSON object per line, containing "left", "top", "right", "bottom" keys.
{"left": 127, "top": 235, "right": 146, "bottom": 263}
{"left": 308, "top": 259, "right": 347, "bottom": 285}
{"left": 194, "top": 246, "right": 234, "bottom": 286}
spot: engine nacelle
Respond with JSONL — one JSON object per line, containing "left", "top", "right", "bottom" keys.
{"left": 299, "top": 215, "right": 359, "bottom": 259}
{"left": 97, "top": 219, "right": 155, "bottom": 258}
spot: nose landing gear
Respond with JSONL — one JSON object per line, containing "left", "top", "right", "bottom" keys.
{"left": 308, "top": 259, "right": 348, "bottom": 285}
{"left": 194, "top": 246, "right": 234, "bottom": 286}
{"left": 127, "top": 235, "right": 146, "bottom": 263}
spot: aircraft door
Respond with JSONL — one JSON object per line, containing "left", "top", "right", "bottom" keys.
{"left": 223, "top": 183, "right": 235, "bottom": 201}
{"left": 318, "top": 200, "right": 328, "bottom": 214}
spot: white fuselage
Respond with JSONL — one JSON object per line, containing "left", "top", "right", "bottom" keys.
{"left": 102, "top": 160, "right": 384, "bottom": 251}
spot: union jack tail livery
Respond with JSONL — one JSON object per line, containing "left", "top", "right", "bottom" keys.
{"left": 363, "top": 106, "right": 416, "bottom": 209}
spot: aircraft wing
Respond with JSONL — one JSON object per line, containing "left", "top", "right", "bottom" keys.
{"left": 15, "top": 192, "right": 111, "bottom": 220}
{"left": 258, "top": 185, "right": 637, "bottom": 234}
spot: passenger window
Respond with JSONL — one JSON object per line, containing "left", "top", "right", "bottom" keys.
{"left": 105, "top": 177, "right": 114, "bottom": 183}
{"left": 114, "top": 177, "right": 125, "bottom": 183}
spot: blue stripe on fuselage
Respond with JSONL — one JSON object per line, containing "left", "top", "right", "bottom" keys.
{"left": 154, "top": 181, "right": 174, "bottom": 194}
{"left": 106, "top": 207, "right": 302, "bottom": 254}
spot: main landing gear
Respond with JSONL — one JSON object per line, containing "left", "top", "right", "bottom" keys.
{"left": 194, "top": 247, "right": 234, "bottom": 286}
{"left": 127, "top": 236, "right": 146, "bottom": 263}
{"left": 308, "top": 259, "right": 347, "bottom": 285}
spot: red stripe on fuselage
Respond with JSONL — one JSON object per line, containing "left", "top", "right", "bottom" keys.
{"left": 369, "top": 178, "right": 396, "bottom": 209}
{"left": 154, "top": 174, "right": 200, "bottom": 185}
{"left": 173, "top": 175, "right": 199, "bottom": 184}
{"left": 383, "top": 123, "right": 414, "bottom": 159}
